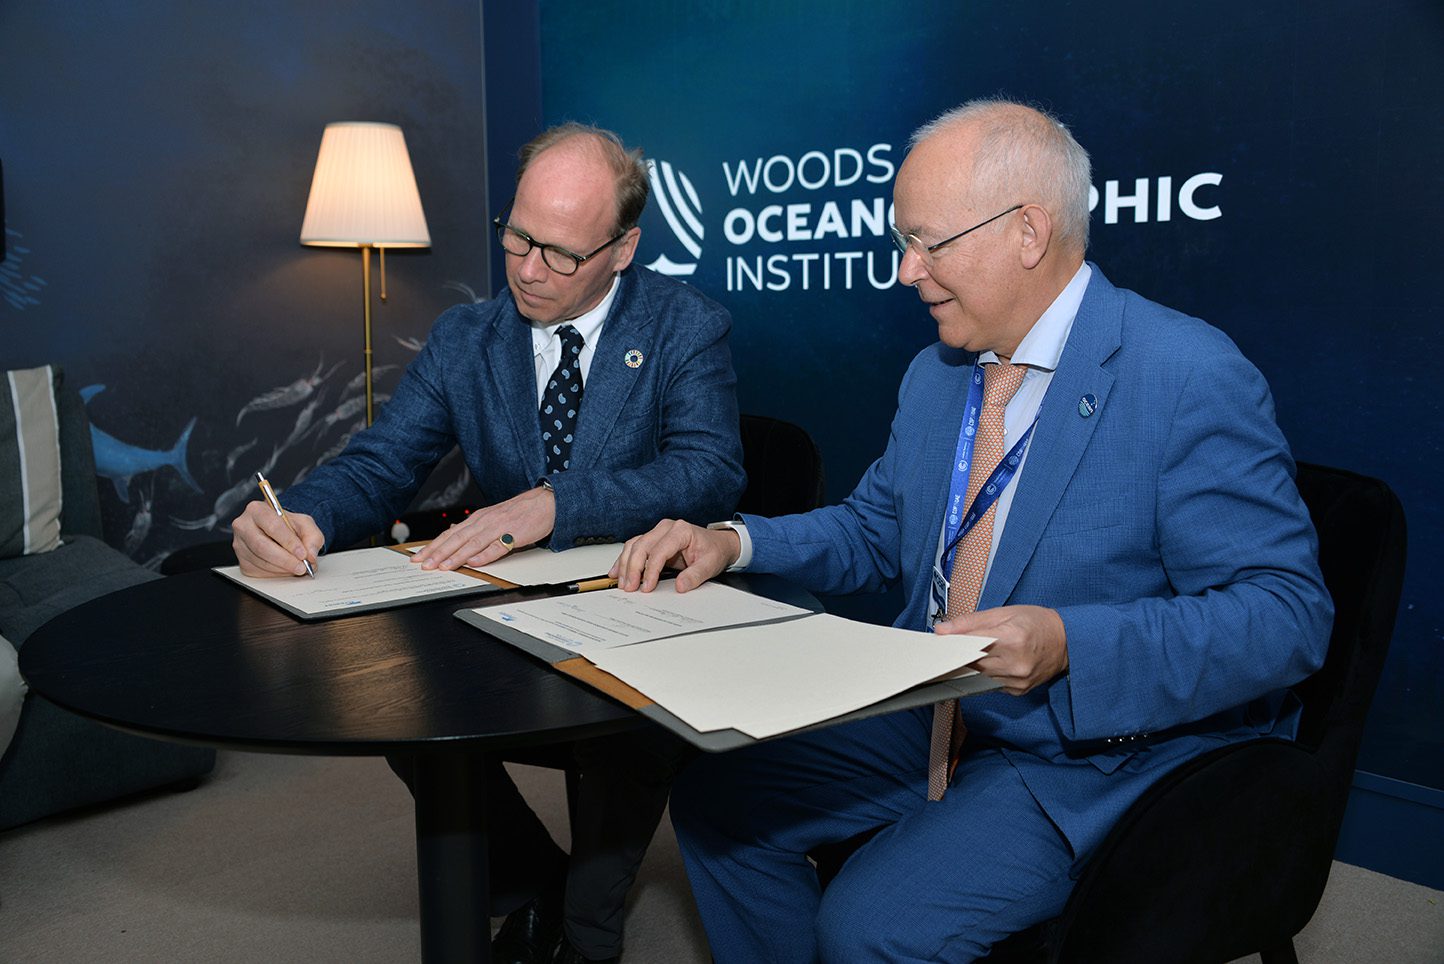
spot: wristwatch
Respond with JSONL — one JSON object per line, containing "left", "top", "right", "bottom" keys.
{"left": 706, "top": 519, "right": 749, "bottom": 571}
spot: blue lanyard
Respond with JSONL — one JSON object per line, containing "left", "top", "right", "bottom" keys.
{"left": 940, "top": 363, "right": 1037, "bottom": 575}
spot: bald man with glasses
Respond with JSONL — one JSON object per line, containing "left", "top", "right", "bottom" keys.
{"left": 232, "top": 123, "right": 744, "bottom": 964}
{"left": 614, "top": 99, "right": 1329, "bottom": 962}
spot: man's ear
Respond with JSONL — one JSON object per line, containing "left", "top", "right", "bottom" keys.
{"left": 612, "top": 226, "right": 641, "bottom": 273}
{"left": 1018, "top": 204, "right": 1052, "bottom": 270}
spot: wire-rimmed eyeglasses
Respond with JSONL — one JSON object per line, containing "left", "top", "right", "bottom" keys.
{"left": 889, "top": 204, "right": 1024, "bottom": 262}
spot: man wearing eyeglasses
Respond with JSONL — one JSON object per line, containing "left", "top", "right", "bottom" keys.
{"left": 232, "top": 123, "right": 744, "bottom": 964}
{"left": 614, "top": 98, "right": 1329, "bottom": 961}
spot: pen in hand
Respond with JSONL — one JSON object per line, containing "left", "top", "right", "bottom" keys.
{"left": 255, "top": 471, "right": 316, "bottom": 578}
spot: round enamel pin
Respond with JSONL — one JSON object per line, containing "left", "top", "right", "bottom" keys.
{"left": 1078, "top": 393, "right": 1098, "bottom": 417}
{"left": 624, "top": 349, "right": 644, "bottom": 368}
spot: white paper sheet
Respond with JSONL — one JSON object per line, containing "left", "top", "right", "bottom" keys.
{"left": 215, "top": 547, "right": 487, "bottom": 616}
{"left": 470, "top": 580, "right": 812, "bottom": 652}
{"left": 587, "top": 613, "right": 992, "bottom": 739}
{"left": 407, "top": 542, "right": 624, "bottom": 587}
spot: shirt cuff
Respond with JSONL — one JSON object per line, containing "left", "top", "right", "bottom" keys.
{"left": 706, "top": 519, "right": 751, "bottom": 571}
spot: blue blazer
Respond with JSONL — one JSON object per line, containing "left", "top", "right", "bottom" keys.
{"left": 286, "top": 266, "right": 746, "bottom": 553}
{"left": 742, "top": 266, "right": 1332, "bottom": 857}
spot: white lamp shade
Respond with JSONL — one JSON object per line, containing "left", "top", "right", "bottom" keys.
{"left": 300, "top": 122, "right": 431, "bottom": 248}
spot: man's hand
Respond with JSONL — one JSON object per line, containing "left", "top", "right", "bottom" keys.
{"left": 232, "top": 501, "right": 324, "bottom": 578}
{"left": 413, "top": 485, "right": 557, "bottom": 571}
{"left": 611, "top": 519, "right": 740, "bottom": 593}
{"left": 937, "top": 605, "right": 1069, "bottom": 696}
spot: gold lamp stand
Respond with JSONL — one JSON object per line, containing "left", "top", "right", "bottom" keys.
{"left": 299, "top": 122, "right": 431, "bottom": 427}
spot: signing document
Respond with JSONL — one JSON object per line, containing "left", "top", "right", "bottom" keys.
{"left": 216, "top": 546, "right": 496, "bottom": 620}
{"left": 465, "top": 579, "right": 996, "bottom": 743}
{"left": 408, "top": 542, "right": 625, "bottom": 588}
{"left": 589, "top": 613, "right": 992, "bottom": 740}
{"left": 472, "top": 581, "right": 811, "bottom": 653}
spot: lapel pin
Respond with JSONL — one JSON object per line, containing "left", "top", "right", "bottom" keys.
{"left": 624, "top": 349, "right": 644, "bottom": 369}
{"left": 1078, "top": 393, "right": 1098, "bottom": 418}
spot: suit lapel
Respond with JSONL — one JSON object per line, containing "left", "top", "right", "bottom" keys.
{"left": 487, "top": 297, "right": 546, "bottom": 479}
{"left": 980, "top": 268, "right": 1122, "bottom": 609}
{"left": 568, "top": 269, "right": 651, "bottom": 469}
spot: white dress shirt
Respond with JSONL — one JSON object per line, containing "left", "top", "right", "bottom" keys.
{"left": 529, "top": 273, "right": 621, "bottom": 404}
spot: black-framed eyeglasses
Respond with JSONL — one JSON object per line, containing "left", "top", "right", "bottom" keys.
{"left": 889, "top": 204, "right": 1024, "bottom": 262}
{"left": 492, "top": 206, "right": 627, "bottom": 276}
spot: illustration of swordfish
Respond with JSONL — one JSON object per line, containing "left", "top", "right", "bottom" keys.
{"left": 79, "top": 385, "right": 202, "bottom": 503}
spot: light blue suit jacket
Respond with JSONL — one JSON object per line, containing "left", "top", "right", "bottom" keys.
{"left": 742, "top": 265, "right": 1332, "bottom": 857}
{"left": 286, "top": 266, "right": 746, "bottom": 553}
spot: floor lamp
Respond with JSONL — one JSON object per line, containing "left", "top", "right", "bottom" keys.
{"left": 299, "top": 122, "right": 430, "bottom": 425}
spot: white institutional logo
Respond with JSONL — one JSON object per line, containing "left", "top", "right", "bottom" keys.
{"left": 638, "top": 146, "right": 1222, "bottom": 293}
{"left": 644, "top": 159, "right": 703, "bottom": 278}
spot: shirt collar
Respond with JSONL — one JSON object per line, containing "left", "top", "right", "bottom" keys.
{"left": 530, "top": 273, "right": 621, "bottom": 355}
{"left": 978, "top": 262, "right": 1092, "bottom": 372}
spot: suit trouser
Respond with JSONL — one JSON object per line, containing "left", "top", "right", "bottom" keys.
{"left": 669, "top": 705, "right": 1079, "bottom": 964}
{"left": 388, "top": 724, "right": 692, "bottom": 958}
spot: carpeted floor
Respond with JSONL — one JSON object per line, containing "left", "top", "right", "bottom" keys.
{"left": 1, "top": 750, "right": 1440, "bottom": 962}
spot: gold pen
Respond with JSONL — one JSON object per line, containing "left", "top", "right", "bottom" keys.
{"left": 255, "top": 471, "right": 315, "bottom": 577}
{"left": 568, "top": 576, "right": 619, "bottom": 593}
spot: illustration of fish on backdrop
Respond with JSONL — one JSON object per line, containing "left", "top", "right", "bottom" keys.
{"left": 79, "top": 385, "right": 201, "bottom": 503}
{"left": 301, "top": 392, "right": 391, "bottom": 446}
{"left": 1, "top": 227, "right": 48, "bottom": 311}
{"left": 276, "top": 389, "right": 330, "bottom": 454}
{"left": 313, "top": 416, "right": 366, "bottom": 465}
{"left": 340, "top": 364, "right": 397, "bottom": 397}
{"left": 123, "top": 488, "right": 152, "bottom": 555}
{"left": 172, "top": 443, "right": 281, "bottom": 532}
{"left": 224, "top": 437, "right": 259, "bottom": 479}
{"left": 234, "top": 358, "right": 343, "bottom": 426}
{"left": 416, "top": 458, "right": 473, "bottom": 512}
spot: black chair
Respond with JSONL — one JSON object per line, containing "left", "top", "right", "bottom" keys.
{"left": 736, "top": 412, "right": 826, "bottom": 517}
{"left": 816, "top": 463, "right": 1408, "bottom": 964}
{"left": 503, "top": 413, "right": 827, "bottom": 817}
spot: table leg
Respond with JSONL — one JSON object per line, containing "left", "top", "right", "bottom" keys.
{"left": 413, "top": 748, "right": 491, "bottom": 963}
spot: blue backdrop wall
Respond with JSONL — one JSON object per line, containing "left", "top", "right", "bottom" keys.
{"left": 1, "top": 1, "right": 489, "bottom": 560}
{"left": 1, "top": 0, "right": 1439, "bottom": 885}
{"left": 530, "top": 0, "right": 1444, "bottom": 878}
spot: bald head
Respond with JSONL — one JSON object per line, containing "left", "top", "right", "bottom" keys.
{"left": 910, "top": 99, "right": 1092, "bottom": 256}
{"left": 516, "top": 123, "right": 649, "bottom": 236}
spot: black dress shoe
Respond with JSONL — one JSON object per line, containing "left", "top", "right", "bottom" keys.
{"left": 552, "top": 937, "right": 620, "bottom": 964}
{"left": 492, "top": 890, "right": 565, "bottom": 964}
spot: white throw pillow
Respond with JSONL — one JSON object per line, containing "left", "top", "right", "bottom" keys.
{"left": 0, "top": 632, "right": 25, "bottom": 761}
{"left": 1, "top": 364, "right": 63, "bottom": 558}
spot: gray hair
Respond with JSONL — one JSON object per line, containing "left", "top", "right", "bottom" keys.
{"left": 516, "top": 122, "right": 650, "bottom": 235}
{"left": 910, "top": 98, "right": 1092, "bottom": 252}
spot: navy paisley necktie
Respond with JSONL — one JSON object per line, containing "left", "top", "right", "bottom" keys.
{"left": 540, "top": 324, "right": 585, "bottom": 474}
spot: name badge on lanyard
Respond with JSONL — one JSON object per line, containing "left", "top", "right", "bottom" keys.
{"left": 929, "top": 363, "right": 1037, "bottom": 622}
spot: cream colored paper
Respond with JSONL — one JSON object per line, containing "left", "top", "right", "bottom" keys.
{"left": 587, "top": 613, "right": 991, "bottom": 739}
{"left": 408, "top": 542, "right": 624, "bottom": 586}
{"left": 470, "top": 580, "right": 811, "bottom": 653}
{"left": 216, "top": 546, "right": 484, "bottom": 616}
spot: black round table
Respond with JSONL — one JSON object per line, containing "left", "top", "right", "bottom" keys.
{"left": 19, "top": 569, "right": 650, "bottom": 962}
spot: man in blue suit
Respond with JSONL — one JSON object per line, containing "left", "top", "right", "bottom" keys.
{"left": 233, "top": 124, "right": 745, "bottom": 964}
{"left": 613, "top": 99, "right": 1331, "bottom": 962}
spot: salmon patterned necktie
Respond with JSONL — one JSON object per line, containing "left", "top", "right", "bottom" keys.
{"left": 927, "top": 361, "right": 1028, "bottom": 801}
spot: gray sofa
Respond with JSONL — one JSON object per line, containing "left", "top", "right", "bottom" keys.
{"left": 0, "top": 379, "right": 215, "bottom": 831}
